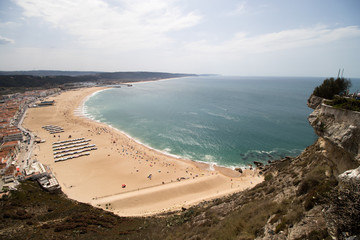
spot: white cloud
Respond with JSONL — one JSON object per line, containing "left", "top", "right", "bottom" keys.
{"left": 14, "top": 0, "right": 202, "bottom": 50}
{"left": 184, "top": 25, "right": 360, "bottom": 55}
{"left": 6, "top": 1, "right": 360, "bottom": 77}
{"left": 228, "top": 1, "right": 247, "bottom": 16}
{"left": 0, "top": 21, "right": 21, "bottom": 28}
{"left": 0, "top": 35, "right": 14, "bottom": 44}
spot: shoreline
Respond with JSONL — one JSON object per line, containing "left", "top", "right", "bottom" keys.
{"left": 23, "top": 86, "right": 263, "bottom": 216}
{"left": 78, "top": 88, "right": 195, "bottom": 165}
{"left": 80, "top": 85, "right": 250, "bottom": 172}
{"left": 80, "top": 87, "right": 252, "bottom": 176}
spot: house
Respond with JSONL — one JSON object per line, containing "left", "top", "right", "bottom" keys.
{"left": 0, "top": 163, "right": 6, "bottom": 175}
{"left": 37, "top": 100, "right": 55, "bottom": 106}
{"left": 1, "top": 141, "right": 20, "bottom": 152}
{"left": 0, "top": 141, "right": 19, "bottom": 166}
{"left": 38, "top": 175, "right": 61, "bottom": 192}
{"left": 24, "top": 161, "right": 48, "bottom": 180}
{"left": 4, "top": 165, "right": 16, "bottom": 183}
{"left": 1, "top": 127, "right": 23, "bottom": 142}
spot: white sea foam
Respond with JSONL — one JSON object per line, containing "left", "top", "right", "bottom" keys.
{"left": 157, "top": 132, "right": 202, "bottom": 147}
{"left": 188, "top": 123, "right": 217, "bottom": 131}
{"left": 163, "top": 148, "right": 172, "bottom": 153}
{"left": 205, "top": 111, "right": 237, "bottom": 121}
{"left": 75, "top": 88, "right": 111, "bottom": 119}
{"left": 204, "top": 155, "right": 215, "bottom": 161}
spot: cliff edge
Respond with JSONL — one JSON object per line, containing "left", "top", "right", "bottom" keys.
{"left": 308, "top": 94, "right": 360, "bottom": 167}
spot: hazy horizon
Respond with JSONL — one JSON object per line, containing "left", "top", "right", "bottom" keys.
{"left": 1, "top": 0, "right": 359, "bottom": 77}
{"left": 1, "top": 70, "right": 360, "bottom": 79}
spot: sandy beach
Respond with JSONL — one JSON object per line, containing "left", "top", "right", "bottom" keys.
{"left": 22, "top": 86, "right": 263, "bottom": 216}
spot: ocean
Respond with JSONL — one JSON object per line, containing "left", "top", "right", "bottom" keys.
{"left": 84, "top": 76, "right": 360, "bottom": 168}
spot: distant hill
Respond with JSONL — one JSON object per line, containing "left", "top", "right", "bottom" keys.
{"left": 97, "top": 71, "right": 197, "bottom": 80}
{"left": 0, "top": 70, "right": 197, "bottom": 79}
{"left": 0, "top": 70, "right": 101, "bottom": 77}
{"left": 0, "top": 71, "right": 198, "bottom": 95}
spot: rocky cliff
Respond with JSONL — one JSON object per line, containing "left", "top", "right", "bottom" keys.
{"left": 308, "top": 94, "right": 360, "bottom": 169}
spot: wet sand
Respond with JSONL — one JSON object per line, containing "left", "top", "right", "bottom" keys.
{"left": 23, "top": 86, "right": 263, "bottom": 216}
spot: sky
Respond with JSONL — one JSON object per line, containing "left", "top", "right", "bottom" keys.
{"left": 0, "top": 0, "right": 359, "bottom": 77}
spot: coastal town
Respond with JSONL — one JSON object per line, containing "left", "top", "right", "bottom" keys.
{"left": 0, "top": 88, "right": 62, "bottom": 194}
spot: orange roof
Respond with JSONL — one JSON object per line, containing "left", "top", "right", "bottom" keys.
{"left": 0, "top": 149, "right": 10, "bottom": 156}
{"left": 0, "top": 147, "right": 14, "bottom": 161}
{"left": 1, "top": 145, "right": 18, "bottom": 153}
{"left": 2, "top": 141, "right": 19, "bottom": 147}
{"left": 0, "top": 127, "right": 21, "bottom": 135}
{"left": 5, "top": 165, "right": 16, "bottom": 175}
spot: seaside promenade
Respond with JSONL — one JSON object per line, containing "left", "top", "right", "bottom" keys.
{"left": 22, "top": 87, "right": 263, "bottom": 216}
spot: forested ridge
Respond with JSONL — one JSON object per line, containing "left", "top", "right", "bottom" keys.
{"left": 0, "top": 71, "right": 197, "bottom": 95}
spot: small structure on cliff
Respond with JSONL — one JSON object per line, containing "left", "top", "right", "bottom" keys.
{"left": 308, "top": 76, "right": 360, "bottom": 165}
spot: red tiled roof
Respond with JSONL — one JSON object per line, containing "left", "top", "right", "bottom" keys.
{"left": 0, "top": 127, "right": 21, "bottom": 136}
{"left": 5, "top": 165, "right": 15, "bottom": 175}
{"left": 2, "top": 141, "right": 19, "bottom": 147}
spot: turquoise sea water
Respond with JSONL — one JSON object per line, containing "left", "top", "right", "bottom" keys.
{"left": 84, "top": 76, "right": 360, "bottom": 167}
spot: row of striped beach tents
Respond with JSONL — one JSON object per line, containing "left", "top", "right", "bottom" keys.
{"left": 54, "top": 147, "right": 97, "bottom": 158}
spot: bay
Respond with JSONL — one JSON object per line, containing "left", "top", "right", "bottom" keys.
{"left": 84, "top": 76, "right": 360, "bottom": 167}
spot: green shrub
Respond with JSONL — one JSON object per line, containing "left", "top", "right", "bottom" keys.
{"left": 266, "top": 186, "right": 276, "bottom": 194}
{"left": 304, "top": 195, "right": 315, "bottom": 211}
{"left": 295, "top": 229, "right": 331, "bottom": 240}
{"left": 264, "top": 173, "right": 273, "bottom": 181}
{"left": 297, "top": 178, "right": 320, "bottom": 196}
{"left": 307, "top": 229, "right": 331, "bottom": 240}
{"left": 211, "top": 201, "right": 278, "bottom": 239}
{"left": 275, "top": 220, "right": 286, "bottom": 233}
{"left": 325, "top": 179, "right": 360, "bottom": 237}
{"left": 313, "top": 77, "right": 351, "bottom": 99}
{"left": 328, "top": 96, "right": 360, "bottom": 112}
